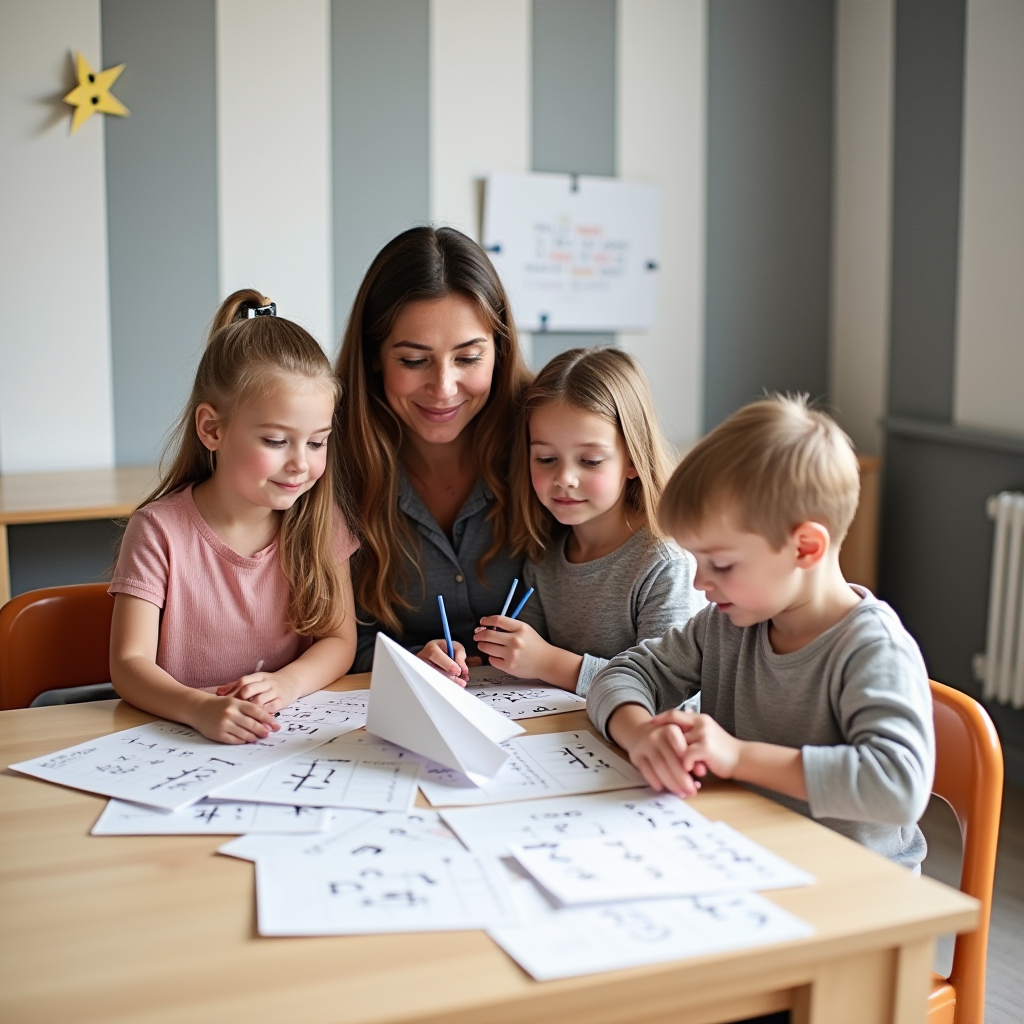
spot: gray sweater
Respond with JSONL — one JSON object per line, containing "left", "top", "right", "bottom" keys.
{"left": 517, "top": 527, "right": 707, "bottom": 696}
{"left": 588, "top": 587, "right": 935, "bottom": 869}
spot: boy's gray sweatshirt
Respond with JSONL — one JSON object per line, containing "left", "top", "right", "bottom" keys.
{"left": 587, "top": 587, "right": 935, "bottom": 869}
{"left": 517, "top": 527, "right": 707, "bottom": 696}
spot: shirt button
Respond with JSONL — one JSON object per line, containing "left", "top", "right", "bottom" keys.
{"left": 455, "top": 574, "right": 464, "bottom": 584}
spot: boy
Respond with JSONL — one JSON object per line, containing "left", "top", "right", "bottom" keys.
{"left": 588, "top": 395, "right": 934, "bottom": 869}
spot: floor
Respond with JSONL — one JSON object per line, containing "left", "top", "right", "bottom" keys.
{"left": 919, "top": 780, "right": 1024, "bottom": 1023}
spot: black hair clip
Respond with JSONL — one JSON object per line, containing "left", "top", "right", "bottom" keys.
{"left": 246, "top": 302, "right": 277, "bottom": 318}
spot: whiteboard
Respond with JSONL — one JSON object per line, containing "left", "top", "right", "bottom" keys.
{"left": 482, "top": 172, "right": 663, "bottom": 332}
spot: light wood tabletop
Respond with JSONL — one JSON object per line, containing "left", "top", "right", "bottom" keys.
{"left": 0, "top": 464, "right": 157, "bottom": 604}
{"left": 0, "top": 675, "right": 977, "bottom": 1024}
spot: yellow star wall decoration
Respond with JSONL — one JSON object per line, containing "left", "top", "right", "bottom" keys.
{"left": 64, "top": 52, "right": 129, "bottom": 134}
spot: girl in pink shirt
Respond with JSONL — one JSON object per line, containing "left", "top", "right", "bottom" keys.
{"left": 109, "top": 289, "right": 359, "bottom": 744}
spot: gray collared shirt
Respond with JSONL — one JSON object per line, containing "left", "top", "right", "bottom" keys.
{"left": 352, "top": 471, "right": 523, "bottom": 672}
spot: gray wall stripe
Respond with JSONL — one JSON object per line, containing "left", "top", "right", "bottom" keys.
{"left": 332, "top": 0, "right": 430, "bottom": 344}
{"left": 887, "top": 0, "right": 966, "bottom": 422}
{"left": 704, "top": 0, "right": 834, "bottom": 432}
{"left": 530, "top": 0, "right": 617, "bottom": 367}
{"left": 102, "top": 0, "right": 220, "bottom": 466}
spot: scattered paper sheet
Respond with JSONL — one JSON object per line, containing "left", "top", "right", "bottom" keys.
{"left": 367, "top": 634, "right": 524, "bottom": 784}
{"left": 256, "top": 848, "right": 520, "bottom": 935}
{"left": 91, "top": 797, "right": 331, "bottom": 835}
{"left": 510, "top": 820, "right": 814, "bottom": 906}
{"left": 221, "top": 809, "right": 461, "bottom": 863}
{"left": 467, "top": 666, "right": 586, "bottom": 719}
{"left": 418, "top": 730, "right": 644, "bottom": 806}
{"left": 9, "top": 699, "right": 362, "bottom": 812}
{"left": 295, "top": 688, "right": 370, "bottom": 719}
{"left": 207, "top": 732, "right": 420, "bottom": 812}
{"left": 440, "top": 788, "right": 708, "bottom": 858}
{"left": 489, "top": 891, "right": 814, "bottom": 980}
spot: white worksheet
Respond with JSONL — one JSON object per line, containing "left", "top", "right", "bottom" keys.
{"left": 440, "top": 788, "right": 708, "bottom": 858}
{"left": 220, "top": 809, "right": 460, "bottom": 862}
{"left": 207, "top": 732, "right": 420, "bottom": 812}
{"left": 295, "top": 688, "right": 370, "bottom": 720}
{"left": 8, "top": 700, "right": 361, "bottom": 811}
{"left": 91, "top": 797, "right": 331, "bottom": 835}
{"left": 489, "top": 891, "right": 814, "bottom": 980}
{"left": 256, "top": 848, "right": 520, "bottom": 935}
{"left": 418, "top": 730, "right": 644, "bottom": 806}
{"left": 467, "top": 667, "right": 586, "bottom": 720}
{"left": 510, "top": 820, "right": 814, "bottom": 906}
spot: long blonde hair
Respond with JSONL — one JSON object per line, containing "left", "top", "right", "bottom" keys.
{"left": 127, "top": 288, "right": 348, "bottom": 636}
{"left": 334, "top": 227, "right": 531, "bottom": 634}
{"left": 512, "top": 347, "right": 674, "bottom": 561}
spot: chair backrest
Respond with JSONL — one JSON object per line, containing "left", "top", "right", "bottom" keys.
{"left": 929, "top": 679, "right": 1003, "bottom": 1024}
{"left": 0, "top": 584, "right": 115, "bottom": 710}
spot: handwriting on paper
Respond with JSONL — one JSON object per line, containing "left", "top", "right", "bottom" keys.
{"left": 91, "top": 797, "right": 330, "bottom": 835}
{"left": 509, "top": 820, "right": 814, "bottom": 906}
{"left": 417, "top": 730, "right": 644, "bottom": 807}
{"left": 440, "top": 789, "right": 708, "bottom": 858}
{"left": 466, "top": 667, "right": 586, "bottom": 719}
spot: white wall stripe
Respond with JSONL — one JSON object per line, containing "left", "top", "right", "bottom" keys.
{"left": 953, "top": 0, "right": 1024, "bottom": 436}
{"left": 429, "top": 1, "right": 530, "bottom": 239}
{"left": 216, "top": 0, "right": 333, "bottom": 348}
{"left": 616, "top": 0, "right": 706, "bottom": 447}
{"left": 829, "top": 0, "right": 894, "bottom": 456}
{"left": 0, "top": 0, "right": 115, "bottom": 473}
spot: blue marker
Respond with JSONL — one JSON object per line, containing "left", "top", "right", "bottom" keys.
{"left": 499, "top": 578, "right": 519, "bottom": 618}
{"left": 508, "top": 587, "right": 535, "bottom": 621}
{"left": 437, "top": 594, "right": 454, "bottom": 661}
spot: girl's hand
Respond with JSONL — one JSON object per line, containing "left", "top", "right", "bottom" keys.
{"left": 193, "top": 695, "right": 281, "bottom": 744}
{"left": 217, "top": 672, "right": 301, "bottom": 714}
{"left": 623, "top": 710, "right": 704, "bottom": 798}
{"left": 658, "top": 710, "right": 741, "bottom": 780}
{"left": 473, "top": 616, "right": 553, "bottom": 679}
{"left": 417, "top": 639, "right": 469, "bottom": 685}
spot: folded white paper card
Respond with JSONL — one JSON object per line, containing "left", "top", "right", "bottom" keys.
{"left": 510, "top": 820, "right": 814, "bottom": 906}
{"left": 91, "top": 797, "right": 330, "bottom": 835}
{"left": 467, "top": 666, "right": 586, "bottom": 720}
{"left": 366, "top": 633, "right": 524, "bottom": 784}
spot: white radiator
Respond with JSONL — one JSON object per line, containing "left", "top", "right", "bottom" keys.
{"left": 975, "top": 491, "right": 1024, "bottom": 708}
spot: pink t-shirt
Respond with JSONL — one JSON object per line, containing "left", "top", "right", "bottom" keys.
{"left": 109, "top": 484, "right": 359, "bottom": 689}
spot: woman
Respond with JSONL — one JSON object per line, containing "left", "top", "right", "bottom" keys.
{"left": 335, "top": 227, "right": 531, "bottom": 673}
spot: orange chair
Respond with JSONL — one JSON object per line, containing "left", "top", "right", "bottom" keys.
{"left": 927, "top": 679, "right": 1004, "bottom": 1024}
{"left": 0, "top": 583, "right": 115, "bottom": 710}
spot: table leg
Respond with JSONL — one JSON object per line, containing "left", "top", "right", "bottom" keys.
{"left": 891, "top": 939, "right": 934, "bottom": 1024}
{"left": 0, "top": 524, "right": 10, "bottom": 606}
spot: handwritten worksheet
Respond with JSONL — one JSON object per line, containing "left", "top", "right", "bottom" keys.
{"left": 295, "top": 689, "right": 370, "bottom": 720}
{"left": 208, "top": 732, "right": 419, "bottom": 812}
{"left": 417, "top": 730, "right": 644, "bottom": 806}
{"left": 489, "top": 891, "right": 814, "bottom": 980}
{"left": 467, "top": 667, "right": 586, "bottom": 719}
{"left": 91, "top": 797, "right": 331, "bottom": 835}
{"left": 256, "top": 848, "right": 521, "bottom": 935}
{"left": 510, "top": 820, "right": 814, "bottom": 906}
{"left": 440, "top": 789, "right": 708, "bottom": 858}
{"left": 219, "top": 809, "right": 460, "bottom": 862}
{"left": 9, "top": 699, "right": 363, "bottom": 811}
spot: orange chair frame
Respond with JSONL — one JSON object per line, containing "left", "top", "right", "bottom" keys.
{"left": 927, "top": 679, "right": 1004, "bottom": 1024}
{"left": 0, "top": 583, "right": 115, "bottom": 710}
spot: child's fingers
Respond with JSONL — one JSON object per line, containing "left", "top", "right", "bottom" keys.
{"left": 649, "top": 747, "right": 698, "bottom": 797}
{"left": 216, "top": 680, "right": 242, "bottom": 696}
{"left": 478, "top": 614, "right": 519, "bottom": 631}
{"left": 238, "top": 700, "right": 280, "bottom": 731}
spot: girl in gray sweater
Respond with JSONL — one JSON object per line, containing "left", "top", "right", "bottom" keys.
{"left": 472, "top": 348, "right": 706, "bottom": 695}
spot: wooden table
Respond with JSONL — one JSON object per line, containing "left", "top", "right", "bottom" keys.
{"left": 0, "top": 675, "right": 977, "bottom": 1024}
{"left": 0, "top": 465, "right": 156, "bottom": 604}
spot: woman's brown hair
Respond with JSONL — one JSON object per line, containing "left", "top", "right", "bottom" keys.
{"left": 511, "top": 347, "right": 674, "bottom": 562}
{"left": 125, "top": 289, "right": 348, "bottom": 637}
{"left": 334, "top": 227, "right": 531, "bottom": 633}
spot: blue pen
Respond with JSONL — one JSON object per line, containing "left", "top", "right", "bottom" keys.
{"left": 437, "top": 594, "right": 454, "bottom": 661}
{"left": 508, "top": 587, "right": 535, "bottom": 620}
{"left": 499, "top": 578, "right": 518, "bottom": 617}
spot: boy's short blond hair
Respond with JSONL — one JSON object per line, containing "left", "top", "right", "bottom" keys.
{"left": 658, "top": 395, "right": 860, "bottom": 550}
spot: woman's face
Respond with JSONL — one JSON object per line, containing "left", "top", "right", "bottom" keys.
{"left": 378, "top": 294, "right": 496, "bottom": 447}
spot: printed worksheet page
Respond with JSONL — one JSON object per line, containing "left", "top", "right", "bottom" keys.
{"left": 467, "top": 666, "right": 586, "bottom": 719}
{"left": 91, "top": 797, "right": 331, "bottom": 835}
{"left": 417, "top": 730, "right": 644, "bottom": 806}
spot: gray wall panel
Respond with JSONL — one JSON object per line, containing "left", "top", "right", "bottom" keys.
{"left": 704, "top": 0, "right": 834, "bottom": 431}
{"left": 102, "top": 0, "right": 219, "bottom": 465}
{"left": 887, "top": 0, "right": 965, "bottom": 421}
{"left": 530, "top": 0, "right": 617, "bottom": 362}
{"left": 332, "top": 0, "right": 430, "bottom": 344}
